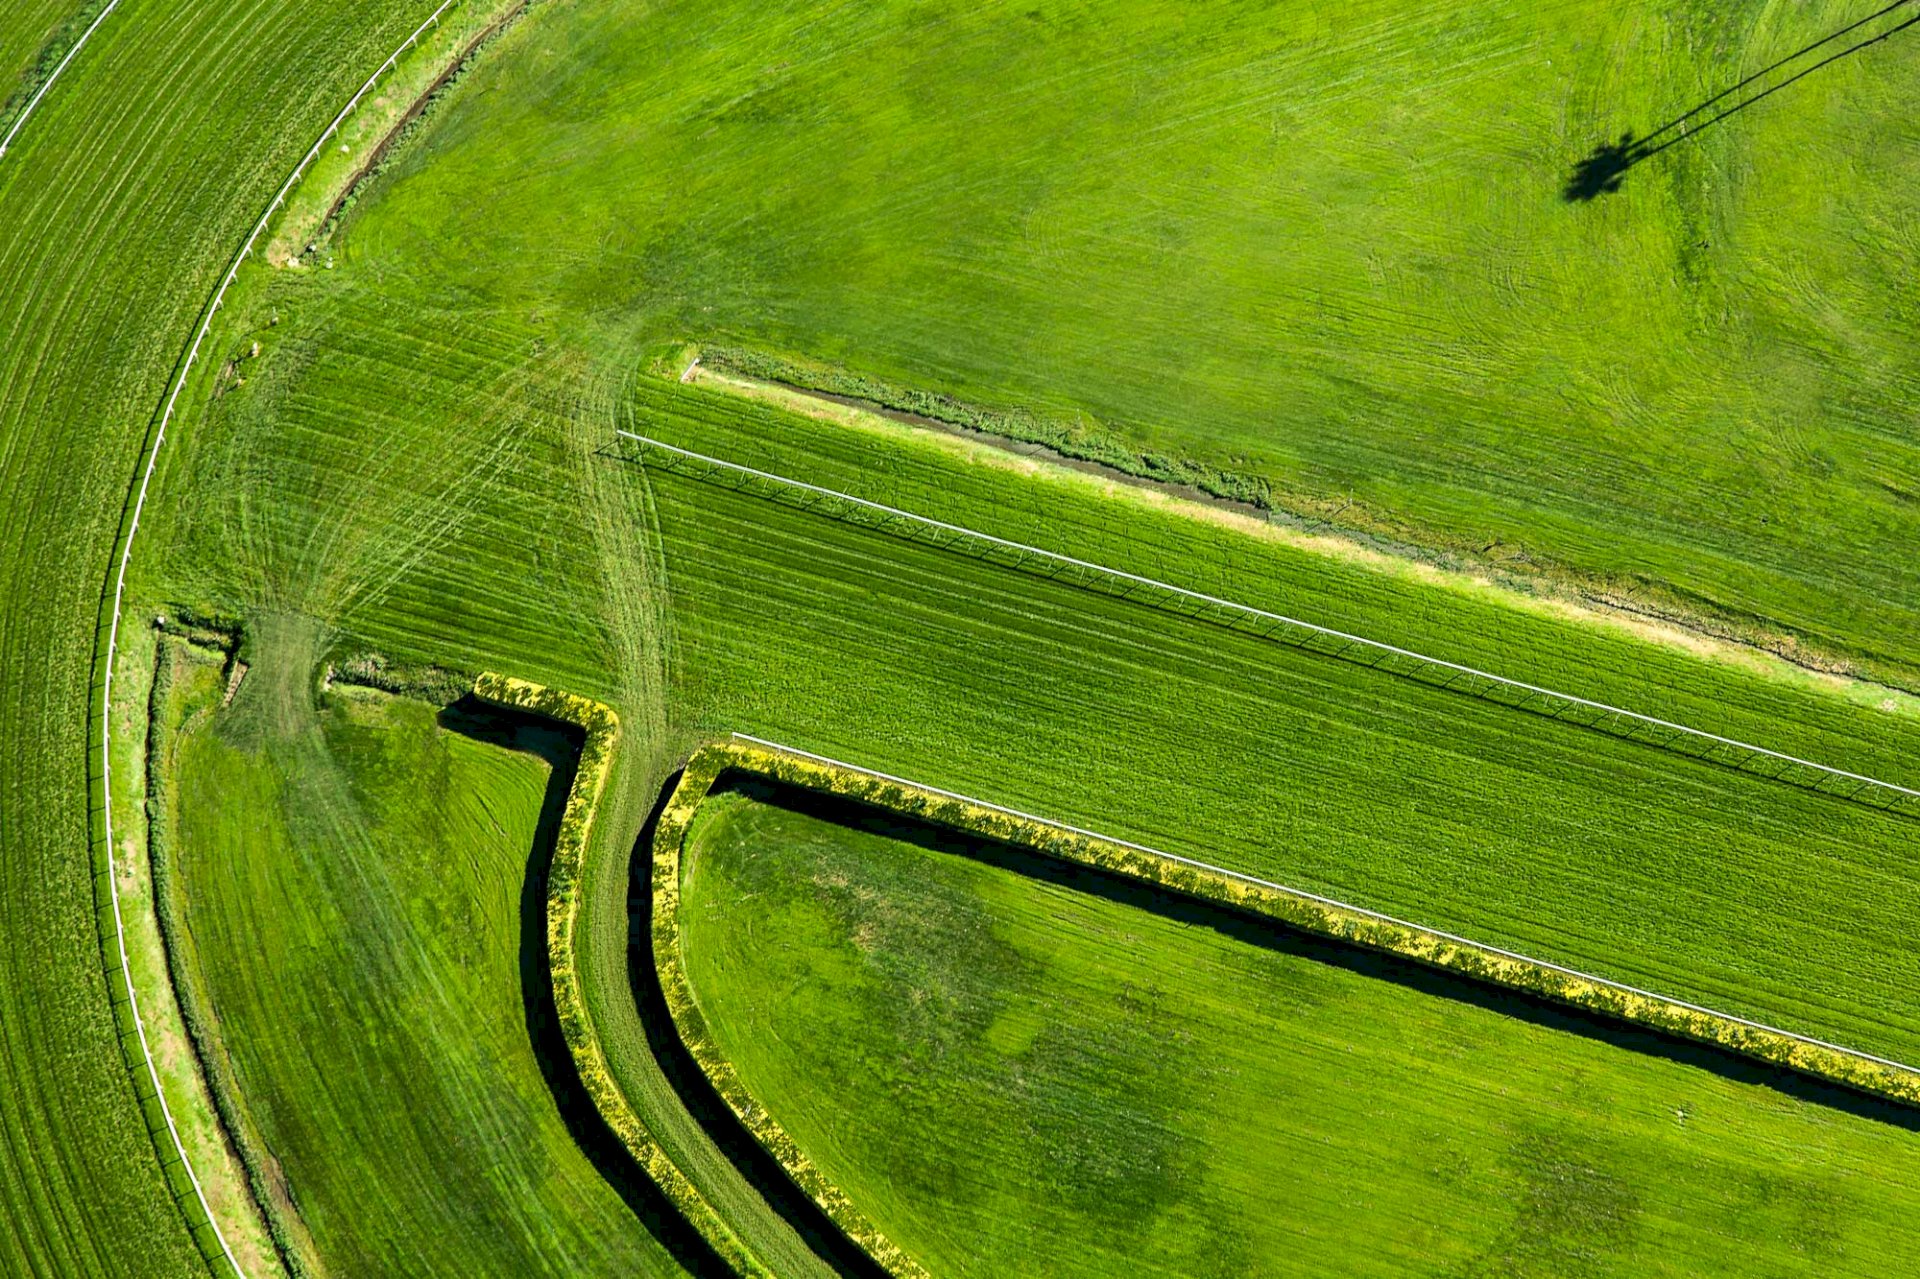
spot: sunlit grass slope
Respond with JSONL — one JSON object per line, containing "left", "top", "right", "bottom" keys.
{"left": 679, "top": 785, "right": 1920, "bottom": 1278}
{"left": 342, "top": 0, "right": 1920, "bottom": 681}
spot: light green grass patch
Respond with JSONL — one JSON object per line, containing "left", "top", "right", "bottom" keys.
{"left": 679, "top": 782, "right": 1920, "bottom": 1278}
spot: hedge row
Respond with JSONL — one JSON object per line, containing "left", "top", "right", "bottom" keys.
{"left": 673, "top": 740, "right": 1920, "bottom": 1141}
{"left": 468, "top": 674, "right": 769, "bottom": 1278}
{"left": 698, "top": 345, "right": 1276, "bottom": 510}
{"left": 652, "top": 747, "right": 932, "bottom": 1279}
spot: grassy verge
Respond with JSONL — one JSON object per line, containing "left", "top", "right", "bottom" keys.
{"left": 143, "top": 630, "right": 305, "bottom": 1278}
{"left": 676, "top": 771, "right": 1920, "bottom": 1277}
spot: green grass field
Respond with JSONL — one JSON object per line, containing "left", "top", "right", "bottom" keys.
{"left": 11, "top": 0, "right": 1920, "bottom": 1271}
{"left": 0, "top": 2, "right": 476, "bottom": 1271}
{"left": 678, "top": 782, "right": 1920, "bottom": 1278}
{"left": 158, "top": 616, "right": 687, "bottom": 1275}
{"left": 339, "top": 0, "right": 1920, "bottom": 684}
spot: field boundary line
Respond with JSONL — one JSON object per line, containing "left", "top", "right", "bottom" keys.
{"left": 614, "top": 428, "right": 1920, "bottom": 818}
{"left": 90, "top": 4, "right": 465, "bottom": 1274}
{"left": 470, "top": 675, "right": 774, "bottom": 1278}
{"left": 0, "top": 0, "right": 123, "bottom": 159}
{"left": 721, "top": 733, "right": 1920, "bottom": 1094}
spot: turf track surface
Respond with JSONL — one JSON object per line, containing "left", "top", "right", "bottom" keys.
{"left": 0, "top": 2, "right": 461, "bottom": 1271}
{"left": 99, "top": 1, "right": 1920, "bottom": 1269}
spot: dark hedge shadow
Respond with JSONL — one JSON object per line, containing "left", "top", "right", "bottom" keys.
{"left": 627, "top": 768, "right": 895, "bottom": 1279}
{"left": 438, "top": 696, "right": 732, "bottom": 1277}
{"left": 716, "top": 773, "right": 1920, "bottom": 1135}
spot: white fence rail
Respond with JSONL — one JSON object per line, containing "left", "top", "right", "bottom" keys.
{"left": 616, "top": 428, "right": 1920, "bottom": 819}
{"left": 0, "top": 0, "right": 124, "bottom": 159}
{"left": 95, "top": 4, "right": 466, "bottom": 1274}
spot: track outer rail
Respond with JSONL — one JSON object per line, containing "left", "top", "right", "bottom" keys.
{"left": 89, "top": 3, "right": 465, "bottom": 1274}
{"left": 0, "top": 0, "right": 123, "bottom": 159}
{"left": 615, "top": 428, "right": 1920, "bottom": 819}
{"left": 725, "top": 733, "right": 1920, "bottom": 1087}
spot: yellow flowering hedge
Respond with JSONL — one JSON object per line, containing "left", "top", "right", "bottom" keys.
{"left": 471, "top": 675, "right": 769, "bottom": 1278}
{"left": 659, "top": 737, "right": 1920, "bottom": 1225}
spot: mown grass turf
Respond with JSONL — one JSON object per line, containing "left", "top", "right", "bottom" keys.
{"left": 148, "top": 244, "right": 1920, "bottom": 1069}
{"left": 163, "top": 617, "right": 684, "bottom": 1276}
{"left": 341, "top": 0, "right": 1920, "bottom": 683}
{"left": 124, "top": 1, "right": 1920, "bottom": 1268}
{"left": 0, "top": 2, "right": 456, "bottom": 1272}
{"left": 678, "top": 784, "right": 1920, "bottom": 1278}
{"left": 149, "top": 222, "right": 1920, "bottom": 1058}
{"left": 0, "top": 0, "right": 96, "bottom": 138}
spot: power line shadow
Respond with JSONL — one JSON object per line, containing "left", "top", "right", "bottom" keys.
{"left": 1566, "top": 0, "right": 1920, "bottom": 200}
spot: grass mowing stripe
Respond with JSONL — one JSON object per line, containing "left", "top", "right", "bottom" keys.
{"left": 722, "top": 734, "right": 1920, "bottom": 1088}
{"left": 615, "top": 428, "right": 1920, "bottom": 818}
{"left": 89, "top": 6, "right": 468, "bottom": 1274}
{"left": 0, "top": 0, "right": 118, "bottom": 158}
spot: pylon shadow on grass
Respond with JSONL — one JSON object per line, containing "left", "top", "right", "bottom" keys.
{"left": 437, "top": 696, "right": 734, "bottom": 1279}
{"left": 723, "top": 774, "right": 1920, "bottom": 1135}
{"left": 1564, "top": 0, "right": 1920, "bottom": 201}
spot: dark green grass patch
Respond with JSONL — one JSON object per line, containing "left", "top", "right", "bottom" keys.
{"left": 678, "top": 785, "right": 1920, "bottom": 1278}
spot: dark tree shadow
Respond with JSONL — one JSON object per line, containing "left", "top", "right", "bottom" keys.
{"left": 437, "top": 696, "right": 734, "bottom": 1278}
{"left": 626, "top": 769, "right": 896, "bottom": 1279}
{"left": 1566, "top": 0, "right": 1920, "bottom": 200}
{"left": 715, "top": 773, "right": 1920, "bottom": 1135}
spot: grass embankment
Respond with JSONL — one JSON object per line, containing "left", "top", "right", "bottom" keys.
{"left": 134, "top": 629, "right": 285, "bottom": 1277}
{"left": 158, "top": 619, "right": 686, "bottom": 1276}
{"left": 677, "top": 780, "right": 1920, "bottom": 1278}
{"left": 334, "top": 0, "right": 1920, "bottom": 686}
{"left": 0, "top": 2, "right": 467, "bottom": 1272}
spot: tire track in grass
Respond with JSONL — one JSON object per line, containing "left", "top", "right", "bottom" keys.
{"left": 91, "top": 4, "right": 466, "bottom": 1274}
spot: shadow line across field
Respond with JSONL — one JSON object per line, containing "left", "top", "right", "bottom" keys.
{"left": 1565, "top": 0, "right": 1920, "bottom": 199}
{"left": 713, "top": 773, "right": 1920, "bottom": 1135}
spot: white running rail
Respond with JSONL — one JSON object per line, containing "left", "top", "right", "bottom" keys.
{"left": 97, "top": 3, "right": 464, "bottom": 1274}
{"left": 619, "top": 428, "right": 1920, "bottom": 814}
{"left": 0, "top": 0, "right": 124, "bottom": 159}
{"left": 732, "top": 732, "right": 1920, "bottom": 1077}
